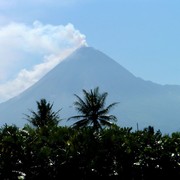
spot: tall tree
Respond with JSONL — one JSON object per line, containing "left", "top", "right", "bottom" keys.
{"left": 68, "top": 87, "right": 118, "bottom": 131}
{"left": 25, "top": 99, "right": 61, "bottom": 129}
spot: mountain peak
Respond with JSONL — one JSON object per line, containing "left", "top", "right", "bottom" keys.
{"left": 0, "top": 47, "right": 180, "bottom": 133}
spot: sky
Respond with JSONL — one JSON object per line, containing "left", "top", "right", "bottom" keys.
{"left": 0, "top": 0, "right": 180, "bottom": 102}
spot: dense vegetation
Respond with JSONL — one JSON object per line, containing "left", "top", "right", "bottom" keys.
{"left": 1, "top": 87, "right": 180, "bottom": 179}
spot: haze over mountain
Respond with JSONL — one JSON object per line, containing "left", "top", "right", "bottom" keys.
{"left": 0, "top": 46, "right": 180, "bottom": 133}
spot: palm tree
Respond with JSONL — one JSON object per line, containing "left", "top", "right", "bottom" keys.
{"left": 68, "top": 87, "right": 118, "bottom": 131}
{"left": 25, "top": 99, "right": 61, "bottom": 129}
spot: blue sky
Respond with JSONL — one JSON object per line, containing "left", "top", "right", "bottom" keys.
{"left": 0, "top": 0, "right": 180, "bottom": 102}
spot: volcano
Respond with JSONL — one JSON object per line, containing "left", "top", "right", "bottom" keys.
{"left": 0, "top": 46, "right": 180, "bottom": 133}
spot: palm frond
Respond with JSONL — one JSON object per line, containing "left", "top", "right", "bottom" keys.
{"left": 106, "top": 102, "right": 119, "bottom": 112}
{"left": 72, "top": 118, "right": 90, "bottom": 128}
{"left": 99, "top": 115, "right": 117, "bottom": 122}
{"left": 99, "top": 119, "right": 114, "bottom": 127}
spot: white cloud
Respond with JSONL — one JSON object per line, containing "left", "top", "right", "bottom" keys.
{"left": 0, "top": 21, "right": 87, "bottom": 102}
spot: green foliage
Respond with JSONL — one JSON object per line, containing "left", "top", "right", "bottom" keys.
{"left": 1, "top": 123, "right": 180, "bottom": 179}
{"left": 1, "top": 90, "right": 180, "bottom": 179}
{"left": 0, "top": 124, "right": 27, "bottom": 179}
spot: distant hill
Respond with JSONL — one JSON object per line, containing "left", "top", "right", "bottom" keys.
{"left": 0, "top": 46, "right": 180, "bottom": 133}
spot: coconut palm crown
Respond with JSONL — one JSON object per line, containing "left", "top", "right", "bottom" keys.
{"left": 68, "top": 87, "right": 118, "bottom": 131}
{"left": 25, "top": 99, "right": 61, "bottom": 129}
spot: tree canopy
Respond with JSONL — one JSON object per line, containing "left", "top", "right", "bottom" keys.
{"left": 1, "top": 88, "right": 180, "bottom": 179}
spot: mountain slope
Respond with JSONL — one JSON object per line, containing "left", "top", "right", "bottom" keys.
{"left": 0, "top": 46, "right": 180, "bottom": 133}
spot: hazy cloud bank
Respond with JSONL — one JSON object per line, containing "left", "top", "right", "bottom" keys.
{"left": 0, "top": 21, "right": 87, "bottom": 102}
